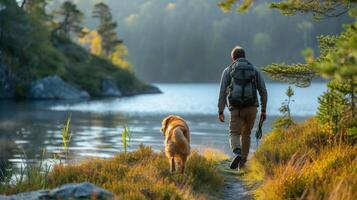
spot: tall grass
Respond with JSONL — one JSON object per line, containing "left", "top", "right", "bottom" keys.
{"left": 121, "top": 126, "right": 132, "bottom": 153}
{"left": 244, "top": 118, "right": 357, "bottom": 200}
{"left": 60, "top": 114, "right": 72, "bottom": 160}
{"left": 0, "top": 149, "right": 52, "bottom": 195}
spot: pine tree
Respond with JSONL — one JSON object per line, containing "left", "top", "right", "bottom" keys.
{"left": 92, "top": 2, "right": 122, "bottom": 56}
{"left": 218, "top": 0, "right": 354, "bottom": 18}
{"left": 317, "top": 84, "right": 347, "bottom": 133}
{"left": 273, "top": 86, "right": 295, "bottom": 129}
{"left": 52, "top": 1, "right": 84, "bottom": 38}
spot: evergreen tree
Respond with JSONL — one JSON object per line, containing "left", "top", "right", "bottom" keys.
{"left": 22, "top": 0, "right": 54, "bottom": 29}
{"left": 219, "top": 0, "right": 354, "bottom": 18}
{"left": 92, "top": 2, "right": 122, "bottom": 56}
{"left": 53, "top": 1, "right": 84, "bottom": 38}
{"left": 273, "top": 86, "right": 295, "bottom": 129}
{"left": 317, "top": 84, "right": 347, "bottom": 133}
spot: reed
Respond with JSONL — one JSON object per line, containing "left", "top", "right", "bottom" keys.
{"left": 121, "top": 126, "right": 132, "bottom": 153}
{"left": 60, "top": 114, "right": 72, "bottom": 160}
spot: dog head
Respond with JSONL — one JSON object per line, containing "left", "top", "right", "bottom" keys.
{"left": 160, "top": 115, "right": 176, "bottom": 136}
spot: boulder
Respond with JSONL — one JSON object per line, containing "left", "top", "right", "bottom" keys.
{"left": 3, "top": 182, "right": 114, "bottom": 200}
{"left": 27, "top": 75, "right": 90, "bottom": 100}
{"left": 142, "top": 85, "right": 162, "bottom": 94}
{"left": 101, "top": 78, "right": 121, "bottom": 97}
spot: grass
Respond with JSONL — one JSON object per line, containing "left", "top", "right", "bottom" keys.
{"left": 0, "top": 145, "right": 226, "bottom": 199}
{"left": 244, "top": 118, "right": 357, "bottom": 200}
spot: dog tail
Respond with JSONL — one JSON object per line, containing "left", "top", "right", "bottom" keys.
{"left": 172, "top": 128, "right": 190, "bottom": 155}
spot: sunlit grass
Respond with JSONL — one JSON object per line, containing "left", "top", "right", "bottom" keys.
{"left": 0, "top": 145, "right": 225, "bottom": 199}
{"left": 201, "top": 148, "right": 229, "bottom": 163}
{"left": 48, "top": 145, "right": 224, "bottom": 199}
{"left": 245, "top": 118, "right": 357, "bottom": 200}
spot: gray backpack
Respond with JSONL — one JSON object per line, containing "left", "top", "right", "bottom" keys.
{"left": 228, "top": 60, "right": 258, "bottom": 108}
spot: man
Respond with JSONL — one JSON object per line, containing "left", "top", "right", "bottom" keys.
{"left": 218, "top": 46, "right": 267, "bottom": 170}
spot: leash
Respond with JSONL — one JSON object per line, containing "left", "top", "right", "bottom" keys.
{"left": 255, "top": 115, "right": 265, "bottom": 146}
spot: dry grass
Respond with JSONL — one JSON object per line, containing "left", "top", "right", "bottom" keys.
{"left": 245, "top": 118, "right": 357, "bottom": 200}
{"left": 2, "top": 145, "right": 223, "bottom": 200}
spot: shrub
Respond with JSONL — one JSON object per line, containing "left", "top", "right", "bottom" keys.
{"left": 245, "top": 118, "right": 357, "bottom": 200}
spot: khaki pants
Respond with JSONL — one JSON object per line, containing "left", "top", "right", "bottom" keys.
{"left": 229, "top": 106, "right": 257, "bottom": 160}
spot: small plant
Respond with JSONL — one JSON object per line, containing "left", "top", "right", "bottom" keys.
{"left": 273, "top": 86, "right": 295, "bottom": 129}
{"left": 121, "top": 126, "right": 132, "bottom": 153}
{"left": 0, "top": 148, "right": 52, "bottom": 194}
{"left": 61, "top": 114, "right": 73, "bottom": 160}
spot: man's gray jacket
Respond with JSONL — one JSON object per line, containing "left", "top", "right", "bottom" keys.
{"left": 218, "top": 58, "right": 267, "bottom": 113}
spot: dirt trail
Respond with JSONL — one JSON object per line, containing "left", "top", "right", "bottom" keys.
{"left": 211, "top": 161, "right": 252, "bottom": 200}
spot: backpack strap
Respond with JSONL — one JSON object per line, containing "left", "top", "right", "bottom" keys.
{"left": 226, "top": 60, "right": 238, "bottom": 87}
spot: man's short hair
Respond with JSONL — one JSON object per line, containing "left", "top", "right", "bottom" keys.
{"left": 231, "top": 46, "right": 245, "bottom": 60}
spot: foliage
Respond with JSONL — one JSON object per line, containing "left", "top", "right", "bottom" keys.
{"left": 22, "top": 0, "right": 51, "bottom": 22}
{"left": 79, "top": 28, "right": 102, "bottom": 55}
{"left": 263, "top": 63, "right": 315, "bottom": 87}
{"left": 273, "top": 86, "right": 295, "bottom": 129}
{"left": 52, "top": 1, "right": 85, "bottom": 38}
{"left": 244, "top": 119, "right": 357, "bottom": 199}
{"left": 219, "top": 0, "right": 355, "bottom": 19}
{"left": 270, "top": 0, "right": 355, "bottom": 19}
{"left": 317, "top": 84, "right": 348, "bottom": 134}
{"left": 0, "top": 0, "right": 149, "bottom": 98}
{"left": 92, "top": 2, "right": 122, "bottom": 56}
{"left": 79, "top": 28, "right": 133, "bottom": 72}
{"left": 218, "top": 0, "right": 253, "bottom": 13}
{"left": 109, "top": 44, "right": 133, "bottom": 72}
{"left": 263, "top": 7, "right": 356, "bottom": 125}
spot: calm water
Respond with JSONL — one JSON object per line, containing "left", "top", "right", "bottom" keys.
{"left": 0, "top": 83, "right": 326, "bottom": 166}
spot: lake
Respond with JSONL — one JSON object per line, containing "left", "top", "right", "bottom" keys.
{"left": 0, "top": 83, "right": 326, "bottom": 167}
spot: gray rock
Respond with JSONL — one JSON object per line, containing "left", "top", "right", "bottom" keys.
{"left": 101, "top": 78, "right": 121, "bottom": 97}
{"left": 27, "top": 75, "right": 90, "bottom": 100}
{"left": 4, "top": 182, "right": 114, "bottom": 200}
{"left": 50, "top": 182, "right": 113, "bottom": 200}
{"left": 4, "top": 190, "right": 50, "bottom": 200}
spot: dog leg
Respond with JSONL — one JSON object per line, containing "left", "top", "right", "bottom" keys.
{"left": 180, "top": 158, "right": 186, "bottom": 174}
{"left": 171, "top": 157, "right": 175, "bottom": 173}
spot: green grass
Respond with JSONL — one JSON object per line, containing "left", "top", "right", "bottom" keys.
{"left": 244, "top": 118, "right": 357, "bottom": 200}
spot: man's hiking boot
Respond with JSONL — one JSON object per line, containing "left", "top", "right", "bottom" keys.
{"left": 230, "top": 148, "right": 242, "bottom": 169}
{"left": 238, "top": 158, "right": 247, "bottom": 170}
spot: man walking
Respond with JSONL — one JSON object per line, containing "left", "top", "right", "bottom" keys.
{"left": 218, "top": 46, "right": 267, "bottom": 170}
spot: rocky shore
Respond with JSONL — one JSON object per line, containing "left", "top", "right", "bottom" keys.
{"left": 0, "top": 63, "right": 161, "bottom": 100}
{"left": 0, "top": 182, "right": 114, "bottom": 200}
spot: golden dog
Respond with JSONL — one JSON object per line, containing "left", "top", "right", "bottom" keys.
{"left": 160, "top": 115, "right": 190, "bottom": 173}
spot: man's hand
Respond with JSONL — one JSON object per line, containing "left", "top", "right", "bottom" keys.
{"left": 260, "top": 112, "right": 267, "bottom": 121}
{"left": 218, "top": 113, "right": 225, "bottom": 123}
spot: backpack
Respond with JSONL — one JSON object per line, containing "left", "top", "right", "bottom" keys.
{"left": 227, "top": 60, "right": 258, "bottom": 108}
